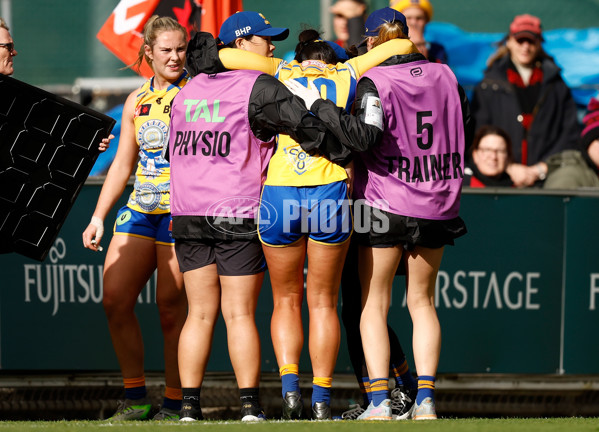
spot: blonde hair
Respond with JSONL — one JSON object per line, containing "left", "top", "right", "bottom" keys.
{"left": 128, "top": 15, "right": 187, "bottom": 72}
{"left": 0, "top": 17, "right": 9, "bottom": 31}
{"left": 370, "top": 21, "right": 409, "bottom": 49}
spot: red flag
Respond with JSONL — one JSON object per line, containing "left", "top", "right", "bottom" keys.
{"left": 97, "top": 0, "right": 162, "bottom": 78}
{"left": 200, "top": 0, "right": 244, "bottom": 39}
{"left": 97, "top": 0, "right": 218, "bottom": 78}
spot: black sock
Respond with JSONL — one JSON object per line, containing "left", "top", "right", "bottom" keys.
{"left": 182, "top": 388, "right": 201, "bottom": 406}
{"left": 240, "top": 387, "right": 259, "bottom": 405}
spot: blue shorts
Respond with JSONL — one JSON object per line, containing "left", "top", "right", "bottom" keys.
{"left": 113, "top": 206, "right": 174, "bottom": 245}
{"left": 258, "top": 181, "right": 352, "bottom": 246}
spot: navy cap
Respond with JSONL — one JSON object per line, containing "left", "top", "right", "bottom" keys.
{"left": 326, "top": 40, "right": 349, "bottom": 61}
{"left": 219, "top": 11, "right": 289, "bottom": 45}
{"left": 362, "top": 7, "right": 409, "bottom": 43}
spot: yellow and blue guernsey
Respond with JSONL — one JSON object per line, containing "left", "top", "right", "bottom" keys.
{"left": 219, "top": 39, "right": 419, "bottom": 187}
{"left": 128, "top": 70, "right": 190, "bottom": 214}
{"left": 269, "top": 59, "right": 356, "bottom": 186}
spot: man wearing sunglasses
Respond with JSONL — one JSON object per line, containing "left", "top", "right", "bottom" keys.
{"left": 470, "top": 14, "right": 580, "bottom": 188}
{"left": 0, "top": 17, "right": 17, "bottom": 76}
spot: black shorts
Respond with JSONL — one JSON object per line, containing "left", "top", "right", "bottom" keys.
{"left": 175, "top": 238, "right": 266, "bottom": 276}
{"left": 354, "top": 205, "right": 467, "bottom": 250}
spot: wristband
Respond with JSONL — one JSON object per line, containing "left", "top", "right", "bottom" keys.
{"left": 90, "top": 216, "right": 104, "bottom": 239}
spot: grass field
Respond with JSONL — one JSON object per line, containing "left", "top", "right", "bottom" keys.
{"left": 0, "top": 418, "right": 597, "bottom": 432}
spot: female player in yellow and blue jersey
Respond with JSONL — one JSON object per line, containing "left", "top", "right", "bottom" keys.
{"left": 82, "top": 16, "right": 189, "bottom": 421}
{"left": 218, "top": 28, "right": 419, "bottom": 420}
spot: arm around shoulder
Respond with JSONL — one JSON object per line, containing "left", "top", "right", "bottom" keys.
{"left": 249, "top": 75, "right": 352, "bottom": 165}
{"left": 308, "top": 77, "right": 383, "bottom": 153}
{"left": 219, "top": 48, "right": 283, "bottom": 76}
{"left": 348, "top": 38, "right": 419, "bottom": 78}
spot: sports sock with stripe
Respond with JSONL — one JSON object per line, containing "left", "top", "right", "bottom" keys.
{"left": 416, "top": 375, "right": 436, "bottom": 404}
{"left": 369, "top": 378, "right": 389, "bottom": 406}
{"left": 359, "top": 376, "right": 372, "bottom": 406}
{"left": 391, "top": 359, "right": 418, "bottom": 390}
{"left": 123, "top": 376, "right": 147, "bottom": 400}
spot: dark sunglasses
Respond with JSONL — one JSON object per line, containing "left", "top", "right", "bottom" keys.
{"left": 515, "top": 37, "right": 536, "bottom": 45}
{"left": 0, "top": 42, "right": 15, "bottom": 53}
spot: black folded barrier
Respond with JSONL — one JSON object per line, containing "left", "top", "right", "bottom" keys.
{"left": 0, "top": 73, "right": 115, "bottom": 261}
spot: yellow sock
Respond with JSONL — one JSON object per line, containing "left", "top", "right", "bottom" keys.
{"left": 280, "top": 364, "right": 300, "bottom": 396}
{"left": 279, "top": 364, "right": 299, "bottom": 376}
{"left": 312, "top": 377, "right": 332, "bottom": 388}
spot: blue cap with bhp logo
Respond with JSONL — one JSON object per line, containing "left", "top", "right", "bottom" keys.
{"left": 219, "top": 11, "right": 289, "bottom": 45}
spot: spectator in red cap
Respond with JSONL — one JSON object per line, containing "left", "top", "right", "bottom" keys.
{"left": 544, "top": 96, "right": 599, "bottom": 189}
{"left": 470, "top": 14, "right": 580, "bottom": 187}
